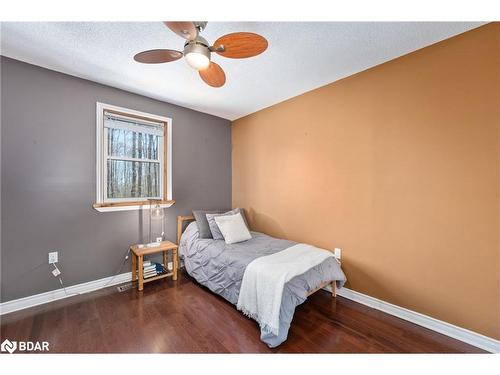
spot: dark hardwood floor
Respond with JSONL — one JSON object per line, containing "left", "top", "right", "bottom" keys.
{"left": 0, "top": 271, "right": 485, "bottom": 353}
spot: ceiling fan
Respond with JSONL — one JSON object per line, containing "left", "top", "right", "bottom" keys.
{"left": 133, "top": 22, "right": 268, "bottom": 88}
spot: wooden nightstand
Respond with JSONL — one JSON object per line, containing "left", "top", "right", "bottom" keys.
{"left": 130, "top": 240, "right": 178, "bottom": 291}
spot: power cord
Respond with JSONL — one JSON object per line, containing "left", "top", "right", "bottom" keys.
{"left": 102, "top": 248, "right": 131, "bottom": 288}
{"left": 51, "top": 263, "right": 77, "bottom": 297}
{"left": 51, "top": 247, "right": 131, "bottom": 296}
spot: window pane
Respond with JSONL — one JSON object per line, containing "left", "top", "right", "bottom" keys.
{"left": 107, "top": 128, "right": 160, "bottom": 160}
{"left": 107, "top": 160, "right": 160, "bottom": 199}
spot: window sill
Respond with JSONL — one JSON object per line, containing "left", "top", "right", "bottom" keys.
{"left": 92, "top": 200, "right": 175, "bottom": 213}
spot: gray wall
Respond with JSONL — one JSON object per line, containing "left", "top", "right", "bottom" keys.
{"left": 0, "top": 56, "right": 231, "bottom": 302}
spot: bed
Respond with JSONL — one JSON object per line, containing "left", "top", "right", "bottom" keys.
{"left": 177, "top": 215, "right": 347, "bottom": 347}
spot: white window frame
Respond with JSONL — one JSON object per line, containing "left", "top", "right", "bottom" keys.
{"left": 94, "top": 102, "right": 173, "bottom": 212}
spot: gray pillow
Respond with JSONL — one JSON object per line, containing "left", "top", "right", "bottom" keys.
{"left": 206, "top": 208, "right": 249, "bottom": 240}
{"left": 192, "top": 209, "right": 227, "bottom": 238}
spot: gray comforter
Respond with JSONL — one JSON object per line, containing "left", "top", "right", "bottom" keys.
{"left": 179, "top": 222, "right": 346, "bottom": 347}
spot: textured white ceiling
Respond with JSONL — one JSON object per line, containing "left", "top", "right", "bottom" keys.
{"left": 0, "top": 22, "right": 484, "bottom": 120}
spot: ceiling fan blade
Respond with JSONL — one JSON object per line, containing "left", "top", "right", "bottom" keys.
{"left": 164, "top": 21, "right": 198, "bottom": 40}
{"left": 212, "top": 32, "right": 268, "bottom": 59}
{"left": 199, "top": 62, "right": 226, "bottom": 88}
{"left": 134, "top": 49, "right": 183, "bottom": 64}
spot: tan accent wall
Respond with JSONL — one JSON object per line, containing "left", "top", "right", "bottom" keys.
{"left": 232, "top": 23, "right": 500, "bottom": 339}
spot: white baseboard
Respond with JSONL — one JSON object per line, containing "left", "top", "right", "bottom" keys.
{"left": 0, "top": 271, "right": 133, "bottom": 315}
{"left": 325, "top": 285, "right": 500, "bottom": 353}
{"left": 1, "top": 261, "right": 176, "bottom": 315}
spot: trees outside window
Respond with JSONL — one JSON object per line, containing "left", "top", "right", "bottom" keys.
{"left": 95, "top": 103, "right": 172, "bottom": 209}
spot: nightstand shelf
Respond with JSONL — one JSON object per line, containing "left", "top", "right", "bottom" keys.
{"left": 142, "top": 271, "right": 174, "bottom": 283}
{"left": 130, "top": 240, "right": 178, "bottom": 291}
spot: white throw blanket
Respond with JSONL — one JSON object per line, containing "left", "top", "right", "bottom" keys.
{"left": 237, "top": 243, "right": 334, "bottom": 335}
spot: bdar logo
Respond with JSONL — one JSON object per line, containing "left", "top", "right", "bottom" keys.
{"left": 1, "top": 339, "right": 49, "bottom": 353}
{"left": 1, "top": 339, "right": 17, "bottom": 354}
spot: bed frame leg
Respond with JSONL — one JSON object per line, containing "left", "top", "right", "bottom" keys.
{"left": 331, "top": 281, "right": 336, "bottom": 298}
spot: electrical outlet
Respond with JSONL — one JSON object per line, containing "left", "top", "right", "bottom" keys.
{"left": 334, "top": 248, "right": 342, "bottom": 260}
{"left": 48, "top": 251, "right": 58, "bottom": 264}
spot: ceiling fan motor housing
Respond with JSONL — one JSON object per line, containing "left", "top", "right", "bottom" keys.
{"left": 183, "top": 36, "right": 211, "bottom": 68}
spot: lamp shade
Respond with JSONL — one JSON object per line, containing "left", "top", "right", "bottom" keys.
{"left": 151, "top": 202, "right": 164, "bottom": 219}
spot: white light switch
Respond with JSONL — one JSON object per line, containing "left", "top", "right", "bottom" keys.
{"left": 334, "top": 248, "right": 342, "bottom": 259}
{"left": 48, "top": 251, "right": 58, "bottom": 264}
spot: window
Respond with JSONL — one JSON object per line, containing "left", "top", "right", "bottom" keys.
{"left": 94, "top": 103, "right": 173, "bottom": 212}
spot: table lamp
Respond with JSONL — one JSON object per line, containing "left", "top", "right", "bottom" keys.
{"left": 146, "top": 199, "right": 164, "bottom": 247}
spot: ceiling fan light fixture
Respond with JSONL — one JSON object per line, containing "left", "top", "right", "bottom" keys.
{"left": 184, "top": 37, "right": 211, "bottom": 70}
{"left": 185, "top": 51, "right": 210, "bottom": 70}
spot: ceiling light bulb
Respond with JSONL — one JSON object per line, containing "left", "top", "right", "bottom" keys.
{"left": 185, "top": 52, "right": 210, "bottom": 70}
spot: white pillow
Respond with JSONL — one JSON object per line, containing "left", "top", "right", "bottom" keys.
{"left": 214, "top": 213, "right": 252, "bottom": 244}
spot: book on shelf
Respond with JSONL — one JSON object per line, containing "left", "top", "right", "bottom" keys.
{"left": 155, "top": 263, "right": 165, "bottom": 273}
{"left": 140, "top": 262, "right": 168, "bottom": 279}
{"left": 142, "top": 260, "right": 152, "bottom": 267}
{"left": 143, "top": 262, "right": 164, "bottom": 270}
